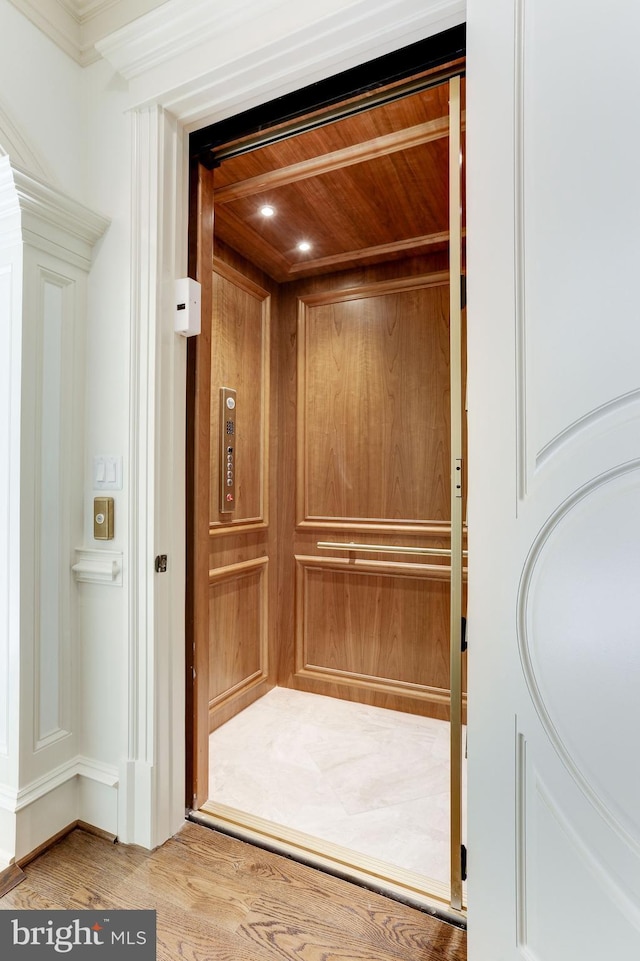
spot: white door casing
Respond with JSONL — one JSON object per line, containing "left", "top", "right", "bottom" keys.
{"left": 466, "top": 0, "right": 640, "bottom": 957}
{"left": 107, "top": 0, "right": 467, "bottom": 852}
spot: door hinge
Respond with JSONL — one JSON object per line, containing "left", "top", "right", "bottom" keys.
{"left": 461, "top": 616, "right": 467, "bottom": 653}
{"left": 461, "top": 844, "right": 467, "bottom": 882}
{"left": 155, "top": 554, "right": 168, "bottom": 573}
{"left": 460, "top": 274, "right": 467, "bottom": 310}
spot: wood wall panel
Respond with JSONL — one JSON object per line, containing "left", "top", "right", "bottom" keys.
{"left": 203, "top": 250, "right": 278, "bottom": 733}
{"left": 295, "top": 555, "right": 455, "bottom": 718}
{"left": 208, "top": 558, "right": 269, "bottom": 725}
{"left": 203, "top": 250, "right": 462, "bottom": 723}
{"left": 209, "top": 259, "right": 270, "bottom": 528}
{"left": 298, "top": 280, "right": 450, "bottom": 528}
{"left": 277, "top": 266, "right": 463, "bottom": 720}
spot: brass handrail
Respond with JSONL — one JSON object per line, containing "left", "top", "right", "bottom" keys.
{"left": 316, "top": 541, "right": 468, "bottom": 558}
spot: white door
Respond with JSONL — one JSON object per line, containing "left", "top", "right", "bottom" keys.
{"left": 466, "top": 0, "right": 640, "bottom": 957}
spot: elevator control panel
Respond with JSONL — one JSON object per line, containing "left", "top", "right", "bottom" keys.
{"left": 219, "top": 387, "right": 237, "bottom": 513}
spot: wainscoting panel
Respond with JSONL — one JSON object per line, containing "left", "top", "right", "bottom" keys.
{"left": 201, "top": 254, "right": 276, "bottom": 732}
{"left": 295, "top": 554, "right": 458, "bottom": 718}
{"left": 0, "top": 262, "right": 12, "bottom": 762}
{"left": 208, "top": 557, "right": 269, "bottom": 727}
{"left": 35, "top": 272, "right": 74, "bottom": 749}
{"left": 283, "top": 270, "right": 461, "bottom": 718}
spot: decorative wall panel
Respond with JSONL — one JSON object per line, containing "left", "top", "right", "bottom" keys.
{"left": 36, "top": 274, "right": 73, "bottom": 747}
{"left": 297, "top": 279, "right": 450, "bottom": 529}
{"left": 209, "top": 260, "right": 270, "bottom": 530}
{"left": 517, "top": 735, "right": 640, "bottom": 960}
{"left": 295, "top": 554, "right": 454, "bottom": 714}
{"left": 0, "top": 263, "right": 12, "bottom": 758}
{"left": 518, "top": 463, "right": 640, "bottom": 847}
{"left": 208, "top": 557, "right": 269, "bottom": 715}
{"left": 516, "top": 0, "right": 640, "bottom": 489}
{"left": 0, "top": 157, "right": 108, "bottom": 863}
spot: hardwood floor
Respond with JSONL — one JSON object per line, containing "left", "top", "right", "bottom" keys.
{"left": 0, "top": 823, "right": 466, "bottom": 960}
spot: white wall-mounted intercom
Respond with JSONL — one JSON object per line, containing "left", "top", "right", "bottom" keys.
{"left": 174, "top": 278, "right": 201, "bottom": 337}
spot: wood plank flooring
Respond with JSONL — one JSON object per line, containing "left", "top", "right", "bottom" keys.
{"left": 0, "top": 823, "right": 466, "bottom": 960}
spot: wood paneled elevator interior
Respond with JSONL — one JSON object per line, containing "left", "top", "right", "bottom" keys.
{"left": 187, "top": 39, "right": 467, "bottom": 916}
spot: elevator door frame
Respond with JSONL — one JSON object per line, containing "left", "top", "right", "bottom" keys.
{"left": 186, "top": 61, "right": 466, "bottom": 923}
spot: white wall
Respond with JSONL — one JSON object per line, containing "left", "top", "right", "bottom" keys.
{"left": 0, "top": 0, "right": 119, "bottom": 863}
{"left": 80, "top": 57, "right": 132, "bottom": 789}
{"left": 0, "top": 0, "right": 84, "bottom": 196}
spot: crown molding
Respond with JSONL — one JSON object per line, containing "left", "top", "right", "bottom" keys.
{"left": 0, "top": 156, "right": 110, "bottom": 268}
{"left": 6, "top": 0, "right": 168, "bottom": 66}
{"left": 96, "top": 0, "right": 466, "bottom": 110}
{"left": 7, "top": 0, "right": 464, "bottom": 70}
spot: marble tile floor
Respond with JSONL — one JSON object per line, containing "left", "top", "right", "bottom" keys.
{"left": 208, "top": 687, "right": 467, "bottom": 885}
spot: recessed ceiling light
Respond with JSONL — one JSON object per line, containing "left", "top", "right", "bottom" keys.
{"left": 259, "top": 204, "right": 275, "bottom": 217}
{"left": 297, "top": 241, "right": 312, "bottom": 252}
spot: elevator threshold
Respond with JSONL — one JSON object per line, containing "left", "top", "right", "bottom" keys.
{"left": 191, "top": 800, "right": 467, "bottom": 926}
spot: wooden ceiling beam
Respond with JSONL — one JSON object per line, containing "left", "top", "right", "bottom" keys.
{"left": 214, "top": 114, "right": 459, "bottom": 204}
{"left": 287, "top": 231, "right": 451, "bottom": 275}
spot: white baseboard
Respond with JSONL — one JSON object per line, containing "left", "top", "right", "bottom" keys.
{"left": 0, "top": 756, "right": 120, "bottom": 863}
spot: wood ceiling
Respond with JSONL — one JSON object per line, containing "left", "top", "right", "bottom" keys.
{"left": 212, "top": 74, "right": 466, "bottom": 282}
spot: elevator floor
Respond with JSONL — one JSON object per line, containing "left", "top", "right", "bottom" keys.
{"left": 208, "top": 687, "right": 465, "bottom": 884}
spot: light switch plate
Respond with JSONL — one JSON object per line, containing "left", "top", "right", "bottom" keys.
{"left": 94, "top": 455, "right": 123, "bottom": 491}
